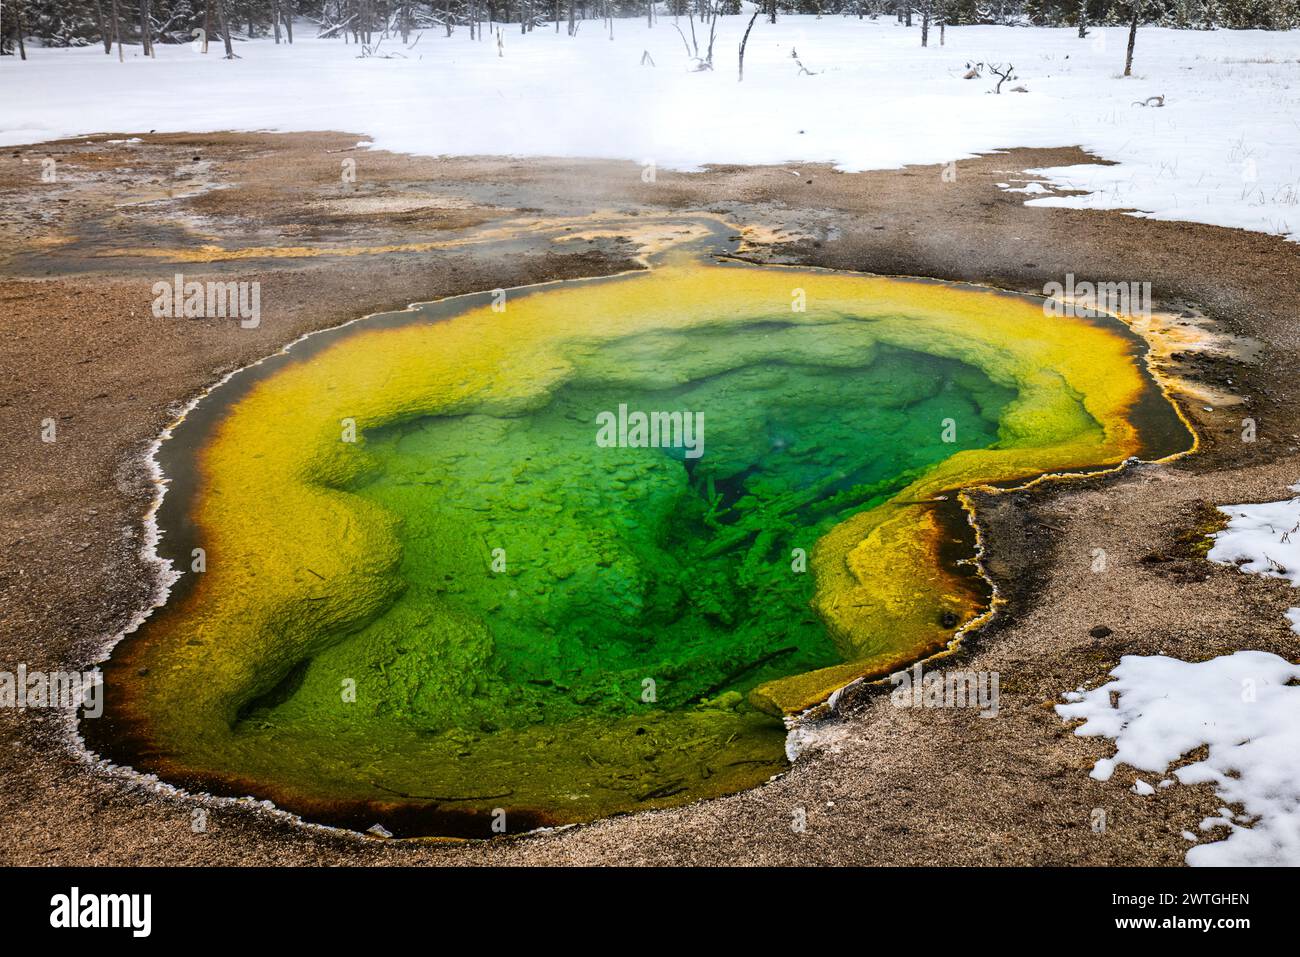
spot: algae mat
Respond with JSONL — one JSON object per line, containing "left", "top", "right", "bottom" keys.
{"left": 88, "top": 259, "right": 1191, "bottom": 837}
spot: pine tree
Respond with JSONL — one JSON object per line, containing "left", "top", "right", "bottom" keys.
{"left": 1221, "top": 0, "right": 1275, "bottom": 28}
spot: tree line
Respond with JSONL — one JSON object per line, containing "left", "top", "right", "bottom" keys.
{"left": 1, "top": 0, "right": 1296, "bottom": 58}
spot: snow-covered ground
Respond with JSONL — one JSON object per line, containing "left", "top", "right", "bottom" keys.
{"left": 1057, "top": 493, "right": 1300, "bottom": 867}
{"left": 1058, "top": 652, "right": 1300, "bottom": 867}
{"left": 3, "top": 19, "right": 1300, "bottom": 240}
{"left": 1055, "top": 494, "right": 1300, "bottom": 868}
{"left": 1209, "top": 486, "right": 1300, "bottom": 634}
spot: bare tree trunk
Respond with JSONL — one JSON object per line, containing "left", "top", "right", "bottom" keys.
{"left": 94, "top": 0, "right": 112, "bottom": 53}
{"left": 13, "top": 1, "right": 28, "bottom": 59}
{"left": 203, "top": 0, "right": 212, "bottom": 51}
{"left": 283, "top": 0, "right": 293, "bottom": 42}
{"left": 738, "top": 7, "right": 758, "bottom": 81}
{"left": 140, "top": 0, "right": 154, "bottom": 57}
{"left": 1124, "top": 2, "right": 1139, "bottom": 76}
{"left": 705, "top": 2, "right": 717, "bottom": 65}
{"left": 567, "top": 0, "right": 575, "bottom": 34}
{"left": 921, "top": 0, "right": 930, "bottom": 46}
{"left": 110, "top": 0, "right": 124, "bottom": 60}
{"left": 1077, "top": 0, "right": 1088, "bottom": 37}
{"left": 272, "top": 0, "right": 282, "bottom": 43}
{"left": 215, "top": 0, "right": 235, "bottom": 57}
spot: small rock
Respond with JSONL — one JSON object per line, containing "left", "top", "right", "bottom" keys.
{"left": 1089, "top": 625, "right": 1113, "bottom": 639}
{"left": 366, "top": 823, "right": 393, "bottom": 838}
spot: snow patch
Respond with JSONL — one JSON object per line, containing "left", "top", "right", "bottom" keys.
{"left": 1207, "top": 484, "right": 1300, "bottom": 631}
{"left": 1001, "top": 180, "right": 1052, "bottom": 195}
{"left": 1057, "top": 651, "right": 1300, "bottom": 866}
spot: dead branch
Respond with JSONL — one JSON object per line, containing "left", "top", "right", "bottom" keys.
{"left": 988, "top": 62, "right": 1015, "bottom": 94}
{"left": 738, "top": 8, "right": 760, "bottom": 82}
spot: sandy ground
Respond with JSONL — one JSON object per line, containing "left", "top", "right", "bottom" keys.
{"left": 1, "top": 132, "right": 1298, "bottom": 865}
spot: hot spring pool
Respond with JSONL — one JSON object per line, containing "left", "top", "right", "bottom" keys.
{"left": 87, "top": 259, "right": 1191, "bottom": 837}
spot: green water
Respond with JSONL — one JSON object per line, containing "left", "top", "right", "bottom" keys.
{"left": 90, "top": 259, "right": 1193, "bottom": 836}
{"left": 240, "top": 341, "right": 1013, "bottom": 744}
